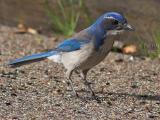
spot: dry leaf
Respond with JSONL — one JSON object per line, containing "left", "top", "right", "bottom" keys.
{"left": 15, "top": 23, "right": 27, "bottom": 34}
{"left": 27, "top": 27, "right": 38, "bottom": 35}
{"left": 122, "top": 44, "right": 137, "bottom": 54}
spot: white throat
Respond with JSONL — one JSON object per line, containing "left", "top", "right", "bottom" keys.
{"left": 107, "top": 30, "right": 124, "bottom": 36}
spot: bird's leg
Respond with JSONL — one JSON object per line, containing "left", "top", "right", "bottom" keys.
{"left": 80, "top": 69, "right": 96, "bottom": 97}
{"left": 66, "top": 70, "right": 79, "bottom": 97}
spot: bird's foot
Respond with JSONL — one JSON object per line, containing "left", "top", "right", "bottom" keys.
{"left": 74, "top": 92, "right": 79, "bottom": 98}
{"left": 71, "top": 90, "right": 79, "bottom": 98}
{"left": 90, "top": 93, "right": 101, "bottom": 103}
{"left": 84, "top": 81, "right": 92, "bottom": 85}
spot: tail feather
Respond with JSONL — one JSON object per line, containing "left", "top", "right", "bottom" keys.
{"left": 8, "top": 51, "right": 56, "bottom": 67}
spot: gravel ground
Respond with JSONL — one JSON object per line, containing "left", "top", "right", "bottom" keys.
{"left": 0, "top": 26, "right": 160, "bottom": 120}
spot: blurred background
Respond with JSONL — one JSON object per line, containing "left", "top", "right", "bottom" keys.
{"left": 1, "top": 1, "right": 160, "bottom": 119}
{"left": 0, "top": 0, "right": 160, "bottom": 58}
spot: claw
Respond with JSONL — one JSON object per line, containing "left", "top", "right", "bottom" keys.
{"left": 91, "top": 94, "right": 101, "bottom": 103}
{"left": 74, "top": 91, "right": 79, "bottom": 98}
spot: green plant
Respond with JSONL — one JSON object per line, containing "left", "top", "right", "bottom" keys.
{"left": 137, "top": 35, "right": 150, "bottom": 57}
{"left": 138, "top": 30, "right": 160, "bottom": 59}
{"left": 151, "top": 30, "right": 160, "bottom": 58}
{"left": 44, "top": 0, "right": 90, "bottom": 37}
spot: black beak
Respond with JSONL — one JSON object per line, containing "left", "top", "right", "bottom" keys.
{"left": 123, "top": 24, "right": 135, "bottom": 31}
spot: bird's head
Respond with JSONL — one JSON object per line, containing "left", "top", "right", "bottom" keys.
{"left": 92, "top": 12, "right": 134, "bottom": 35}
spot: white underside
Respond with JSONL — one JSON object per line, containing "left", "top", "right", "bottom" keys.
{"left": 48, "top": 54, "right": 61, "bottom": 63}
{"left": 47, "top": 37, "right": 115, "bottom": 71}
{"left": 47, "top": 42, "right": 94, "bottom": 70}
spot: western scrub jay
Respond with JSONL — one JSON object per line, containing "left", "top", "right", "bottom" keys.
{"left": 8, "top": 12, "right": 134, "bottom": 98}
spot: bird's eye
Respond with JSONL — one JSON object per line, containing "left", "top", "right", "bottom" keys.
{"left": 112, "top": 20, "right": 119, "bottom": 25}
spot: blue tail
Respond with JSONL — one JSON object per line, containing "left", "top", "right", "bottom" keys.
{"left": 8, "top": 51, "right": 56, "bottom": 67}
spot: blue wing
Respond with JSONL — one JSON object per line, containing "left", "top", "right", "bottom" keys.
{"left": 56, "top": 39, "right": 90, "bottom": 52}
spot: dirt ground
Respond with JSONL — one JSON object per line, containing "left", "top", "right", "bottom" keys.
{"left": 0, "top": 26, "right": 160, "bottom": 120}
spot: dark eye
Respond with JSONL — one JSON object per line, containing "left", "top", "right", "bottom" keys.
{"left": 112, "top": 20, "right": 119, "bottom": 25}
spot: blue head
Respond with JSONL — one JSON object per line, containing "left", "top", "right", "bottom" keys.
{"left": 89, "top": 12, "right": 134, "bottom": 37}
{"left": 87, "top": 12, "right": 134, "bottom": 50}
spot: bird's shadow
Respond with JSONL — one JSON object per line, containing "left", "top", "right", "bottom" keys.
{"left": 105, "top": 92, "right": 160, "bottom": 101}
{"left": 76, "top": 90, "right": 160, "bottom": 102}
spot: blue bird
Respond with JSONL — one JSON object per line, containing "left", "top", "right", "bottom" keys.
{"left": 8, "top": 12, "right": 134, "bottom": 98}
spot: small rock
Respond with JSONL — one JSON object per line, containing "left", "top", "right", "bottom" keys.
{"left": 100, "top": 67, "right": 105, "bottom": 72}
{"left": 54, "top": 103, "right": 61, "bottom": 106}
{"left": 131, "top": 83, "right": 139, "bottom": 89}
{"left": 5, "top": 102, "right": 11, "bottom": 106}
{"left": 115, "top": 58, "right": 124, "bottom": 63}
{"left": 12, "top": 116, "right": 19, "bottom": 120}
{"left": 139, "top": 100, "right": 147, "bottom": 105}
{"left": 113, "top": 41, "right": 124, "bottom": 49}
{"left": 149, "top": 114, "right": 158, "bottom": 119}
{"left": 106, "top": 82, "right": 110, "bottom": 85}
{"left": 11, "top": 93, "right": 17, "bottom": 97}
{"left": 107, "top": 101, "right": 112, "bottom": 106}
{"left": 27, "top": 82, "right": 33, "bottom": 85}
